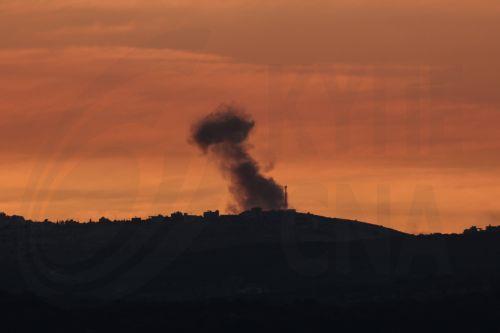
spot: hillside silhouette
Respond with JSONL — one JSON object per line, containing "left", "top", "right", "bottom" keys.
{"left": 0, "top": 210, "right": 499, "bottom": 332}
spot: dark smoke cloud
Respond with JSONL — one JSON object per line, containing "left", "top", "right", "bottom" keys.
{"left": 190, "top": 104, "right": 286, "bottom": 212}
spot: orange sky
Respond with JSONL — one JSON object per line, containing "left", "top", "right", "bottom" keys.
{"left": 1, "top": 0, "right": 499, "bottom": 233}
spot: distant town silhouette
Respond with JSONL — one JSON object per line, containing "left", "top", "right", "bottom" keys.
{"left": 0, "top": 209, "right": 499, "bottom": 331}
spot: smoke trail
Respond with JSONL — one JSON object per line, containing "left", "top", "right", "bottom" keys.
{"left": 190, "top": 104, "right": 286, "bottom": 212}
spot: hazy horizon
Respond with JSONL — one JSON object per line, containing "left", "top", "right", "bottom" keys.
{"left": 1, "top": 0, "right": 499, "bottom": 233}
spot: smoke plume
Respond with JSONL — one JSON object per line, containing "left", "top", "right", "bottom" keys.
{"left": 190, "top": 104, "right": 286, "bottom": 212}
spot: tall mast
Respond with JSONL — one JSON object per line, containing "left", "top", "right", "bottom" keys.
{"left": 284, "top": 185, "right": 288, "bottom": 209}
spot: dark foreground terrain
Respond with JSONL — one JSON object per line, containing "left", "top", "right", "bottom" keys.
{"left": 0, "top": 210, "right": 499, "bottom": 332}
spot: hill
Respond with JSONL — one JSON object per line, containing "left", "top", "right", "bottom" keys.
{"left": 0, "top": 210, "right": 499, "bottom": 331}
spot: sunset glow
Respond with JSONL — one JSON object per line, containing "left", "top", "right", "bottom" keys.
{"left": 1, "top": 0, "right": 499, "bottom": 233}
